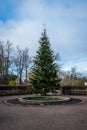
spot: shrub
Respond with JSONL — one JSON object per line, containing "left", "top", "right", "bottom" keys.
{"left": 8, "top": 80, "right": 16, "bottom": 85}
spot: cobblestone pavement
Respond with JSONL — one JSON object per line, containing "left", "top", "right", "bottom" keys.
{"left": 0, "top": 95, "right": 87, "bottom": 130}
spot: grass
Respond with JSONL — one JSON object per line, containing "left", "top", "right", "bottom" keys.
{"left": 23, "top": 97, "right": 63, "bottom": 101}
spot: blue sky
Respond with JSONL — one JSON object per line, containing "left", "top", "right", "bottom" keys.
{"left": 0, "top": 0, "right": 87, "bottom": 74}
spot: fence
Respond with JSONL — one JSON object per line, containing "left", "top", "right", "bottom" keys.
{"left": 0, "top": 85, "right": 29, "bottom": 96}
{"left": 61, "top": 86, "right": 87, "bottom": 95}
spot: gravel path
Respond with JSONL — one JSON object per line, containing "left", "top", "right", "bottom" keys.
{"left": 0, "top": 95, "right": 87, "bottom": 130}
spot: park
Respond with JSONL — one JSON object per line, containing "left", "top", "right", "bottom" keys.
{"left": 0, "top": 28, "right": 87, "bottom": 130}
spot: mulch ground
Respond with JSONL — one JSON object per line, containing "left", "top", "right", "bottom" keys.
{"left": 7, "top": 98, "right": 83, "bottom": 106}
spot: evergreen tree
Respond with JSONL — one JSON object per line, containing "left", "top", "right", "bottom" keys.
{"left": 30, "top": 29, "right": 61, "bottom": 95}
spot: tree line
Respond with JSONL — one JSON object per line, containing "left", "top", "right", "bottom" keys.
{"left": 0, "top": 31, "right": 85, "bottom": 87}
{"left": 0, "top": 41, "right": 31, "bottom": 85}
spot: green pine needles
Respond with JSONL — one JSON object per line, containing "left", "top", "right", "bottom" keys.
{"left": 29, "top": 29, "right": 61, "bottom": 95}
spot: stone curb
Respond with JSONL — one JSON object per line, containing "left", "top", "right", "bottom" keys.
{"left": 4, "top": 98, "right": 85, "bottom": 107}
{"left": 18, "top": 96, "right": 71, "bottom": 104}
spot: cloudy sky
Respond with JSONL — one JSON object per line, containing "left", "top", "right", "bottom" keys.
{"left": 0, "top": 0, "right": 87, "bottom": 73}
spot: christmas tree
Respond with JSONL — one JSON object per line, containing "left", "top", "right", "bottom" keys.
{"left": 30, "top": 28, "right": 60, "bottom": 95}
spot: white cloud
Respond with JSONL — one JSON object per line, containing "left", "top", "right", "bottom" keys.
{"left": 0, "top": 20, "right": 43, "bottom": 56}
{"left": 0, "top": 0, "right": 87, "bottom": 73}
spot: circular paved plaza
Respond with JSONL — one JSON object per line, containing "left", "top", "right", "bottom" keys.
{"left": 0, "top": 95, "right": 87, "bottom": 130}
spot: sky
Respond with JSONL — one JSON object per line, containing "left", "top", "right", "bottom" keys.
{"left": 0, "top": 0, "right": 87, "bottom": 74}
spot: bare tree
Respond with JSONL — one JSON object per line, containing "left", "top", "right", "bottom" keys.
{"left": 5, "top": 41, "right": 12, "bottom": 82}
{"left": 0, "top": 41, "right": 4, "bottom": 83}
{"left": 23, "top": 48, "right": 31, "bottom": 84}
{"left": 15, "top": 47, "right": 31, "bottom": 84}
{"left": 15, "top": 46, "right": 23, "bottom": 84}
{"left": 0, "top": 41, "right": 12, "bottom": 84}
{"left": 0, "top": 41, "right": 31, "bottom": 85}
